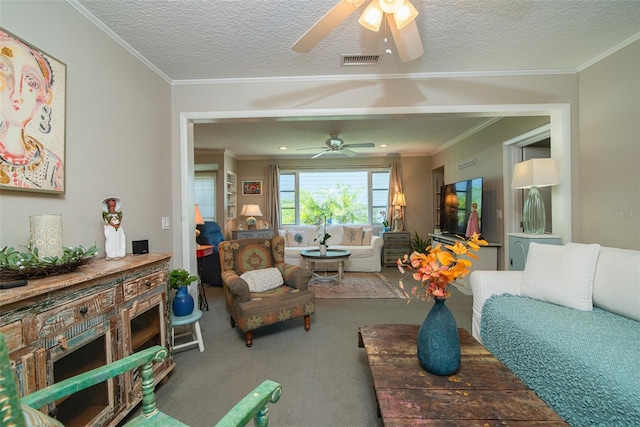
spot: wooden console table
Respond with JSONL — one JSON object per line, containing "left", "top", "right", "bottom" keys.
{"left": 358, "top": 324, "right": 567, "bottom": 425}
{"left": 0, "top": 254, "right": 175, "bottom": 426}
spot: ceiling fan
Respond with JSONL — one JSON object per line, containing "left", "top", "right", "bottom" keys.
{"left": 292, "top": 0, "right": 424, "bottom": 62}
{"left": 298, "top": 134, "right": 375, "bottom": 159}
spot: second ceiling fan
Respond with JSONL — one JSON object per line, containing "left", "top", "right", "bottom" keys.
{"left": 292, "top": 0, "right": 424, "bottom": 62}
{"left": 299, "top": 134, "right": 375, "bottom": 159}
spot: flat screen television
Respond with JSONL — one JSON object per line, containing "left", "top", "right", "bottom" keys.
{"left": 439, "top": 177, "right": 483, "bottom": 238}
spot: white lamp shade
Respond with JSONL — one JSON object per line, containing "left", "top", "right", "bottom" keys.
{"left": 392, "top": 192, "right": 406, "bottom": 206}
{"left": 242, "top": 204, "right": 263, "bottom": 217}
{"left": 511, "top": 158, "right": 560, "bottom": 189}
{"left": 359, "top": 1, "right": 383, "bottom": 31}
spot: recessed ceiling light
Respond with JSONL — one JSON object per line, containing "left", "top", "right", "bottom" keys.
{"left": 381, "top": 144, "right": 388, "bottom": 147}
{"left": 279, "top": 146, "right": 287, "bottom": 150}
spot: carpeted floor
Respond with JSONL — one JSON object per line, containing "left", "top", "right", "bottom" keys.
{"left": 126, "top": 268, "right": 473, "bottom": 426}
{"left": 309, "top": 272, "right": 405, "bottom": 299}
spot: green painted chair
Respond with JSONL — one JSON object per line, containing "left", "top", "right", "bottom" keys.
{"left": 0, "top": 334, "right": 282, "bottom": 426}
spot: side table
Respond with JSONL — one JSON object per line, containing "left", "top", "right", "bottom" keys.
{"left": 196, "top": 245, "right": 212, "bottom": 311}
{"left": 381, "top": 231, "right": 411, "bottom": 266}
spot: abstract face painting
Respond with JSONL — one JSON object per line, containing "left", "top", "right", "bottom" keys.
{"left": 0, "top": 28, "right": 66, "bottom": 193}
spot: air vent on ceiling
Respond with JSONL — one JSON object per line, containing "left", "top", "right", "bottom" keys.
{"left": 341, "top": 54, "right": 382, "bottom": 66}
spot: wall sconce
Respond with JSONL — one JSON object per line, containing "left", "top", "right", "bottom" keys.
{"left": 240, "top": 204, "right": 263, "bottom": 230}
{"left": 511, "top": 158, "right": 559, "bottom": 235}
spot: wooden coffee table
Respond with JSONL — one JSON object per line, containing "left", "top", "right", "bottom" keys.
{"left": 300, "top": 249, "right": 351, "bottom": 284}
{"left": 358, "top": 324, "right": 568, "bottom": 426}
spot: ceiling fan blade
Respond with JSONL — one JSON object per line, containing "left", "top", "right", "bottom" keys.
{"left": 343, "top": 143, "right": 375, "bottom": 148}
{"left": 311, "top": 150, "right": 328, "bottom": 159}
{"left": 341, "top": 148, "right": 358, "bottom": 157}
{"left": 387, "top": 15, "right": 424, "bottom": 62}
{"left": 297, "top": 146, "right": 329, "bottom": 151}
{"left": 292, "top": 1, "right": 363, "bottom": 53}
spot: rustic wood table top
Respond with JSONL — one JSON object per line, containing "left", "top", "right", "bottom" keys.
{"left": 358, "top": 324, "right": 568, "bottom": 426}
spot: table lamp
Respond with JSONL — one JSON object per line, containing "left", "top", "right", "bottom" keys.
{"left": 391, "top": 192, "right": 406, "bottom": 231}
{"left": 241, "top": 204, "right": 262, "bottom": 230}
{"left": 511, "top": 158, "right": 559, "bottom": 235}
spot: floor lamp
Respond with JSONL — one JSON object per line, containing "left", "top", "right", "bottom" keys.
{"left": 511, "top": 158, "right": 559, "bottom": 235}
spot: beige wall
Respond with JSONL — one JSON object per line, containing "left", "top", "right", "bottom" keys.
{"left": 2, "top": 2, "right": 636, "bottom": 275}
{"left": 577, "top": 41, "right": 640, "bottom": 249}
{"left": 1, "top": 2, "right": 173, "bottom": 258}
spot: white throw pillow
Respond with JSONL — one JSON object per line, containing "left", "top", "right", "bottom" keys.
{"left": 362, "top": 228, "right": 373, "bottom": 246}
{"left": 342, "top": 226, "right": 363, "bottom": 245}
{"left": 240, "top": 267, "right": 284, "bottom": 293}
{"left": 592, "top": 246, "right": 640, "bottom": 322}
{"left": 286, "top": 230, "right": 308, "bottom": 247}
{"left": 326, "top": 225, "right": 343, "bottom": 246}
{"left": 520, "top": 242, "right": 600, "bottom": 311}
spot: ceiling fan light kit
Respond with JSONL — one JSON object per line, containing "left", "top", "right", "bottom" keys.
{"left": 378, "top": 0, "right": 406, "bottom": 14}
{"left": 292, "top": 0, "right": 423, "bottom": 63}
{"left": 299, "top": 134, "right": 375, "bottom": 159}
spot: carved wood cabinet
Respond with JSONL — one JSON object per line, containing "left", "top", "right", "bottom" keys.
{"left": 0, "top": 254, "right": 174, "bottom": 427}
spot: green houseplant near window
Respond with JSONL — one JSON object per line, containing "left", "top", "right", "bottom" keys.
{"left": 169, "top": 269, "right": 198, "bottom": 316}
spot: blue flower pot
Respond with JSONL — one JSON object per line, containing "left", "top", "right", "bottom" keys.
{"left": 417, "top": 297, "right": 461, "bottom": 375}
{"left": 172, "top": 286, "right": 194, "bottom": 316}
{"left": 383, "top": 226, "right": 390, "bottom": 232}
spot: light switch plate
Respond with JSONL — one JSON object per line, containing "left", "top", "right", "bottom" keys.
{"left": 161, "top": 217, "right": 170, "bottom": 230}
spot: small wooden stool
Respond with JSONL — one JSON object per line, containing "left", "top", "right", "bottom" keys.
{"left": 171, "top": 309, "right": 205, "bottom": 352}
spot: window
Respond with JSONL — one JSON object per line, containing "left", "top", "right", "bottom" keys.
{"left": 279, "top": 169, "right": 389, "bottom": 225}
{"left": 194, "top": 172, "right": 216, "bottom": 221}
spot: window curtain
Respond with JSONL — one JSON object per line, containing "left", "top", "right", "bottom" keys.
{"left": 265, "top": 165, "right": 280, "bottom": 230}
{"left": 388, "top": 162, "right": 403, "bottom": 227}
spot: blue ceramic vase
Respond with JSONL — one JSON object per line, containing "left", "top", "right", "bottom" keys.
{"left": 172, "top": 286, "right": 194, "bottom": 316}
{"left": 417, "top": 297, "right": 461, "bottom": 375}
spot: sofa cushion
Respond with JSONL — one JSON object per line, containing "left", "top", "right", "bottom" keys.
{"left": 240, "top": 267, "right": 283, "bottom": 292}
{"left": 286, "top": 230, "right": 308, "bottom": 247}
{"left": 592, "top": 246, "right": 640, "bottom": 322}
{"left": 481, "top": 294, "right": 640, "bottom": 426}
{"left": 520, "top": 242, "right": 600, "bottom": 311}
{"left": 342, "top": 226, "right": 363, "bottom": 245}
{"left": 362, "top": 228, "right": 373, "bottom": 245}
{"left": 326, "top": 225, "right": 344, "bottom": 246}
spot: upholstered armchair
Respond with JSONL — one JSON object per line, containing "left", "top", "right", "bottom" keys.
{"left": 219, "top": 236, "right": 315, "bottom": 347}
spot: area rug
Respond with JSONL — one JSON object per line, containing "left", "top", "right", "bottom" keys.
{"left": 309, "top": 272, "right": 405, "bottom": 299}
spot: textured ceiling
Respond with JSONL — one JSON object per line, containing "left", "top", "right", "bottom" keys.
{"left": 70, "top": 0, "right": 640, "bottom": 158}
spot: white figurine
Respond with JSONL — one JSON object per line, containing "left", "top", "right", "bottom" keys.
{"left": 392, "top": 207, "right": 404, "bottom": 232}
{"left": 101, "top": 196, "right": 126, "bottom": 260}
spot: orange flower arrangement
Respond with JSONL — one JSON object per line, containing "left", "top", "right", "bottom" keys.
{"left": 398, "top": 233, "right": 488, "bottom": 301}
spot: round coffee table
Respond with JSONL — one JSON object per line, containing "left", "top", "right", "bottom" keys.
{"left": 300, "top": 249, "right": 351, "bottom": 284}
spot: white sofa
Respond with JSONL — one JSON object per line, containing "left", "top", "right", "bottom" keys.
{"left": 279, "top": 225, "right": 383, "bottom": 273}
{"left": 470, "top": 243, "right": 640, "bottom": 426}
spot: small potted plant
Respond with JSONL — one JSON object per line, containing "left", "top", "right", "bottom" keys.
{"left": 314, "top": 214, "right": 332, "bottom": 255}
{"left": 169, "top": 268, "right": 198, "bottom": 316}
{"left": 380, "top": 211, "right": 390, "bottom": 232}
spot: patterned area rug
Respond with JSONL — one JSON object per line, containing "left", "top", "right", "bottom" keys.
{"left": 309, "top": 272, "right": 405, "bottom": 299}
